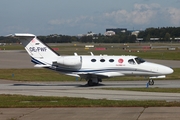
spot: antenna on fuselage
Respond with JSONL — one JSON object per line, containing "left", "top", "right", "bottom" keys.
{"left": 74, "top": 53, "right": 78, "bottom": 56}
{"left": 90, "top": 52, "right": 94, "bottom": 56}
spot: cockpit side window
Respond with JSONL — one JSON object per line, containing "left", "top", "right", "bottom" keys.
{"left": 135, "top": 57, "right": 145, "bottom": 64}
{"left": 128, "top": 59, "right": 136, "bottom": 65}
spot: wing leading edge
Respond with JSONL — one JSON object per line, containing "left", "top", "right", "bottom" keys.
{"left": 78, "top": 72, "right": 125, "bottom": 79}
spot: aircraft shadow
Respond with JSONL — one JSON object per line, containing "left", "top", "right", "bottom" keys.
{"left": 13, "top": 83, "right": 149, "bottom": 88}
{"left": 13, "top": 83, "right": 105, "bottom": 87}
{"left": 13, "top": 83, "right": 80, "bottom": 87}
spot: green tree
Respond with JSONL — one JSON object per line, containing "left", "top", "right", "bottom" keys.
{"left": 128, "top": 35, "right": 136, "bottom": 43}
{"left": 146, "top": 34, "right": 150, "bottom": 41}
{"left": 164, "top": 33, "right": 170, "bottom": 41}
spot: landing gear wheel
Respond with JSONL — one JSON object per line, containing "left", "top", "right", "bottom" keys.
{"left": 88, "top": 79, "right": 93, "bottom": 86}
{"left": 87, "top": 78, "right": 100, "bottom": 86}
{"left": 148, "top": 79, "right": 154, "bottom": 85}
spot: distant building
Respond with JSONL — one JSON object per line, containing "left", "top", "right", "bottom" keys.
{"left": 106, "top": 28, "right": 127, "bottom": 34}
{"left": 77, "top": 34, "right": 86, "bottom": 37}
{"left": 77, "top": 31, "right": 97, "bottom": 38}
{"left": 131, "top": 31, "right": 140, "bottom": 36}
{"left": 86, "top": 32, "right": 97, "bottom": 36}
{"left": 104, "top": 31, "right": 116, "bottom": 36}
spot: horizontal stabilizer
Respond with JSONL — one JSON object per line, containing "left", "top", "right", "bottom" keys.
{"left": 15, "top": 33, "right": 35, "bottom": 37}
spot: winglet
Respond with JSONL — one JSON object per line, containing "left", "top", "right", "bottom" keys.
{"left": 15, "top": 33, "right": 35, "bottom": 37}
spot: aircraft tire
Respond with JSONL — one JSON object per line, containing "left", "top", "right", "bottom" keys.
{"left": 87, "top": 79, "right": 100, "bottom": 86}
{"left": 148, "top": 80, "right": 154, "bottom": 85}
{"left": 88, "top": 79, "right": 93, "bottom": 86}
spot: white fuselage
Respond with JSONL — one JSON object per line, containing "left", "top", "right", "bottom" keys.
{"left": 14, "top": 33, "right": 174, "bottom": 84}
{"left": 54, "top": 55, "right": 173, "bottom": 78}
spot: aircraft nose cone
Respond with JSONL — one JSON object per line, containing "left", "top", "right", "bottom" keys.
{"left": 167, "top": 67, "right": 174, "bottom": 74}
{"left": 146, "top": 62, "right": 174, "bottom": 75}
{"left": 162, "top": 66, "right": 174, "bottom": 74}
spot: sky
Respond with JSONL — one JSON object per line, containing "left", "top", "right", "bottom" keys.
{"left": 0, "top": 0, "right": 180, "bottom": 36}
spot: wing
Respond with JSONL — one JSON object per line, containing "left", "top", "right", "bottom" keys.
{"left": 78, "top": 72, "right": 125, "bottom": 79}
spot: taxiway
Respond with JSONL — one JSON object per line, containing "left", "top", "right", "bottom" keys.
{"left": 0, "top": 80, "right": 180, "bottom": 101}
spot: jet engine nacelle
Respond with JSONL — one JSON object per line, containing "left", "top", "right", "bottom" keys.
{"left": 53, "top": 56, "right": 82, "bottom": 70}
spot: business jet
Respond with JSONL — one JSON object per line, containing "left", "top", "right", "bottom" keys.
{"left": 13, "top": 33, "right": 173, "bottom": 86}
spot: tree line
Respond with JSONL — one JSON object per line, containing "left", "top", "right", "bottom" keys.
{"left": 0, "top": 27, "right": 180, "bottom": 43}
{"left": 79, "top": 32, "right": 136, "bottom": 43}
{"left": 138, "top": 27, "right": 180, "bottom": 41}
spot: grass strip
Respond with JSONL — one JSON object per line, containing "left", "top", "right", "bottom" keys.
{"left": 102, "top": 87, "right": 180, "bottom": 93}
{"left": 0, "top": 69, "right": 75, "bottom": 81}
{"left": 0, "top": 68, "right": 179, "bottom": 81}
{"left": 1, "top": 43, "right": 180, "bottom": 60}
{"left": 0, "top": 94, "right": 180, "bottom": 108}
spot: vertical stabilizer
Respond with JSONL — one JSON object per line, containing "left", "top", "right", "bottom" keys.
{"left": 15, "top": 33, "right": 59, "bottom": 66}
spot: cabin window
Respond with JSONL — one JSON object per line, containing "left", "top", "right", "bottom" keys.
{"left": 135, "top": 57, "right": 145, "bottom": 64}
{"left": 100, "top": 59, "right": 105, "bottom": 62}
{"left": 128, "top": 59, "right": 136, "bottom": 65}
{"left": 91, "top": 59, "right": 96, "bottom": 62}
{"left": 109, "top": 59, "right": 114, "bottom": 62}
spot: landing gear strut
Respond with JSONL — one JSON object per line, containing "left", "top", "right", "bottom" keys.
{"left": 88, "top": 79, "right": 93, "bottom": 86}
{"left": 148, "top": 79, "right": 154, "bottom": 85}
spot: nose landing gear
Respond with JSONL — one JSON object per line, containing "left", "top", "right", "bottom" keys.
{"left": 148, "top": 79, "right": 154, "bottom": 85}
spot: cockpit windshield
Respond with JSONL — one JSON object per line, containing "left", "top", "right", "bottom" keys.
{"left": 135, "top": 57, "right": 145, "bottom": 64}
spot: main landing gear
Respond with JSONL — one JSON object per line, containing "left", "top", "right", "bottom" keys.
{"left": 148, "top": 79, "right": 154, "bottom": 85}
{"left": 87, "top": 78, "right": 102, "bottom": 86}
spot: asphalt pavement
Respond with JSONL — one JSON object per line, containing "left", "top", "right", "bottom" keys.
{"left": 1, "top": 50, "right": 180, "bottom": 120}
